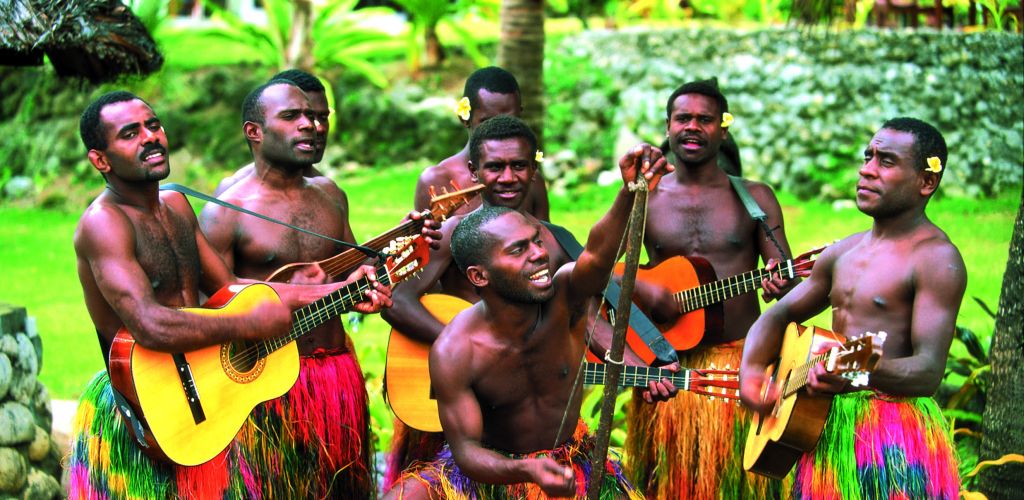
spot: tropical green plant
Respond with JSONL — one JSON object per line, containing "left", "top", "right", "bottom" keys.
{"left": 392, "top": 0, "right": 496, "bottom": 72}
{"left": 975, "top": 0, "right": 1023, "bottom": 31}
{"left": 149, "top": 0, "right": 403, "bottom": 87}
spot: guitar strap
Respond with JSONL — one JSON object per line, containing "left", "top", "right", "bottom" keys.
{"left": 160, "top": 183, "right": 384, "bottom": 259}
{"left": 728, "top": 175, "right": 790, "bottom": 262}
{"left": 541, "top": 221, "right": 678, "bottom": 365}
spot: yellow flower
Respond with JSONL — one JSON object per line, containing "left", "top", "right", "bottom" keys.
{"left": 535, "top": 151, "right": 544, "bottom": 163}
{"left": 926, "top": 156, "right": 943, "bottom": 173}
{"left": 454, "top": 97, "right": 471, "bottom": 121}
{"left": 721, "top": 112, "right": 734, "bottom": 128}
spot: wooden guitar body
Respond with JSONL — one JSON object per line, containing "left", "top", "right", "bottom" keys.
{"left": 613, "top": 255, "right": 722, "bottom": 363}
{"left": 742, "top": 324, "right": 835, "bottom": 478}
{"left": 108, "top": 283, "right": 300, "bottom": 466}
{"left": 384, "top": 294, "right": 472, "bottom": 433}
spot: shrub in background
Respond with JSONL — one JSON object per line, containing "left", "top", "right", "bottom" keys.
{"left": 544, "top": 27, "right": 1024, "bottom": 199}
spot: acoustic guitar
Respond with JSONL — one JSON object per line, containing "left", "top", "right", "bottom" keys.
{"left": 742, "top": 323, "right": 885, "bottom": 479}
{"left": 384, "top": 294, "right": 740, "bottom": 432}
{"left": 265, "top": 182, "right": 483, "bottom": 282}
{"left": 108, "top": 237, "right": 429, "bottom": 466}
{"left": 614, "top": 244, "right": 826, "bottom": 364}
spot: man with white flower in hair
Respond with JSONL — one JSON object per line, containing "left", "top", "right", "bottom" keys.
{"left": 741, "top": 117, "right": 965, "bottom": 499}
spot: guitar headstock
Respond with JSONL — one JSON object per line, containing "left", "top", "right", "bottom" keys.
{"left": 825, "top": 331, "right": 886, "bottom": 387}
{"left": 428, "top": 181, "right": 484, "bottom": 221}
{"left": 383, "top": 236, "right": 431, "bottom": 286}
{"left": 785, "top": 241, "right": 835, "bottom": 278}
{"left": 688, "top": 365, "right": 741, "bottom": 403}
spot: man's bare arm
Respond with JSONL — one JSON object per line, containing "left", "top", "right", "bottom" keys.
{"left": 197, "top": 197, "right": 238, "bottom": 275}
{"left": 739, "top": 240, "right": 841, "bottom": 412}
{"left": 75, "top": 205, "right": 293, "bottom": 353}
{"left": 868, "top": 241, "right": 966, "bottom": 396}
{"left": 414, "top": 166, "right": 451, "bottom": 213}
{"left": 750, "top": 183, "right": 797, "bottom": 301}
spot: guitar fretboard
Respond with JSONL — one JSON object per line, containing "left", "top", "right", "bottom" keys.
{"left": 674, "top": 260, "right": 794, "bottom": 313}
{"left": 319, "top": 217, "right": 426, "bottom": 278}
{"left": 583, "top": 363, "right": 739, "bottom": 400}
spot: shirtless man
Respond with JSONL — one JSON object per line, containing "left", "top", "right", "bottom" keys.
{"left": 413, "top": 66, "right": 549, "bottom": 220}
{"left": 67, "top": 91, "right": 389, "bottom": 499}
{"left": 382, "top": 115, "right": 669, "bottom": 490}
{"left": 199, "top": 80, "right": 438, "bottom": 497}
{"left": 214, "top": 69, "right": 327, "bottom": 195}
{"left": 740, "top": 117, "right": 965, "bottom": 499}
{"left": 624, "top": 79, "right": 795, "bottom": 499}
{"left": 392, "top": 142, "right": 675, "bottom": 498}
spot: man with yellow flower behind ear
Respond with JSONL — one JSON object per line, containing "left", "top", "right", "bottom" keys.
{"left": 740, "top": 117, "right": 964, "bottom": 499}
{"left": 623, "top": 79, "right": 795, "bottom": 498}
{"left": 413, "top": 66, "right": 550, "bottom": 220}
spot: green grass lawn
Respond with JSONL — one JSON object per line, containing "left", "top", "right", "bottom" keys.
{"left": 0, "top": 166, "right": 1017, "bottom": 455}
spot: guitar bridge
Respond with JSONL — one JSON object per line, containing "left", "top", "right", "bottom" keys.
{"left": 173, "top": 353, "right": 207, "bottom": 424}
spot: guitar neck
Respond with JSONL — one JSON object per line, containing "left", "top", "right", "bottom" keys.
{"left": 318, "top": 218, "right": 425, "bottom": 279}
{"left": 583, "top": 363, "right": 739, "bottom": 400}
{"left": 673, "top": 259, "right": 796, "bottom": 313}
{"left": 257, "top": 266, "right": 393, "bottom": 357}
{"left": 781, "top": 350, "right": 831, "bottom": 398}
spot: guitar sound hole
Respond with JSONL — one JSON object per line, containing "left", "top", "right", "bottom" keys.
{"left": 227, "top": 341, "right": 260, "bottom": 373}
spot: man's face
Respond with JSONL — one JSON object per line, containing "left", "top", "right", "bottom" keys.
{"left": 307, "top": 90, "right": 330, "bottom": 163}
{"left": 479, "top": 212, "right": 554, "bottom": 304}
{"left": 471, "top": 137, "right": 536, "bottom": 210}
{"left": 856, "top": 128, "right": 923, "bottom": 217}
{"left": 665, "top": 93, "right": 726, "bottom": 167}
{"left": 255, "top": 84, "right": 318, "bottom": 170}
{"left": 94, "top": 99, "right": 169, "bottom": 182}
{"left": 467, "top": 89, "right": 521, "bottom": 129}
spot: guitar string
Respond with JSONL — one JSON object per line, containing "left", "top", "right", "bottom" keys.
{"left": 675, "top": 258, "right": 813, "bottom": 311}
{"left": 320, "top": 220, "right": 422, "bottom": 278}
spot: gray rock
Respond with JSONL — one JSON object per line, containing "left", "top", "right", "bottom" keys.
{"left": 13, "top": 335, "right": 37, "bottom": 378}
{"left": 24, "top": 318, "right": 41, "bottom": 371}
{"left": 26, "top": 427, "right": 48, "bottom": 463}
{"left": 0, "top": 403, "right": 35, "bottom": 446}
{"left": 0, "top": 355, "right": 11, "bottom": 400}
{"left": 8, "top": 374, "right": 34, "bottom": 408}
{"left": 21, "top": 467, "right": 60, "bottom": 500}
{"left": 0, "top": 448, "right": 26, "bottom": 493}
{"left": 0, "top": 338, "right": 15, "bottom": 358}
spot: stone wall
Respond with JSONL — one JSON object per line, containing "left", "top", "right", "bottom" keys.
{"left": 0, "top": 304, "right": 61, "bottom": 499}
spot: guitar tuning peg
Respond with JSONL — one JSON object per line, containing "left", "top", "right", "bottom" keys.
{"left": 428, "top": 186, "right": 437, "bottom": 198}
{"left": 450, "top": 180, "right": 461, "bottom": 190}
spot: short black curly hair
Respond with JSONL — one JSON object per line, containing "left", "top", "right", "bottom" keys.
{"left": 79, "top": 91, "right": 148, "bottom": 151}
{"left": 665, "top": 79, "right": 729, "bottom": 120}
{"left": 468, "top": 115, "right": 537, "bottom": 167}
{"left": 881, "top": 117, "right": 948, "bottom": 174}
{"left": 270, "top": 69, "right": 325, "bottom": 94}
{"left": 241, "top": 79, "right": 299, "bottom": 126}
{"left": 451, "top": 205, "right": 517, "bottom": 273}
{"left": 463, "top": 66, "right": 520, "bottom": 119}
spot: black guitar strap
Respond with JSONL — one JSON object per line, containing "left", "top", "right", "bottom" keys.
{"left": 160, "top": 183, "right": 384, "bottom": 259}
{"left": 541, "top": 221, "right": 678, "bottom": 365}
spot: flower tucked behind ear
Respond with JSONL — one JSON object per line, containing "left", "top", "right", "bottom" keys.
{"left": 535, "top": 151, "right": 544, "bottom": 163}
{"left": 454, "top": 97, "right": 471, "bottom": 121}
{"left": 721, "top": 112, "right": 734, "bottom": 128}
{"left": 925, "top": 156, "right": 943, "bottom": 173}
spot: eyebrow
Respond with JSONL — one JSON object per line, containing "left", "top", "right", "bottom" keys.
{"left": 502, "top": 227, "right": 541, "bottom": 252}
{"left": 116, "top": 123, "right": 140, "bottom": 136}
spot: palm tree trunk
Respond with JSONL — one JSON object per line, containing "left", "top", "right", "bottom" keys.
{"left": 285, "top": 0, "right": 314, "bottom": 72}
{"left": 978, "top": 187, "right": 1024, "bottom": 494}
{"left": 498, "top": 0, "right": 545, "bottom": 147}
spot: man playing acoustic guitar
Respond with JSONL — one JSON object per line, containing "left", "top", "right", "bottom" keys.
{"left": 200, "top": 79, "right": 441, "bottom": 498}
{"left": 624, "top": 79, "right": 796, "bottom": 499}
{"left": 389, "top": 140, "right": 676, "bottom": 499}
{"left": 68, "top": 91, "right": 392, "bottom": 499}
{"left": 739, "top": 117, "right": 965, "bottom": 499}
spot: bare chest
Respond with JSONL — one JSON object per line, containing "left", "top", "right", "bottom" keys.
{"left": 645, "top": 190, "right": 757, "bottom": 269}
{"left": 131, "top": 210, "right": 200, "bottom": 304}
{"left": 235, "top": 195, "right": 348, "bottom": 277}
{"left": 830, "top": 246, "right": 915, "bottom": 337}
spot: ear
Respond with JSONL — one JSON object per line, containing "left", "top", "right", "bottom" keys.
{"left": 466, "top": 265, "right": 488, "bottom": 288}
{"left": 87, "top": 149, "right": 111, "bottom": 174}
{"left": 244, "top": 121, "right": 262, "bottom": 144}
{"left": 919, "top": 170, "right": 940, "bottom": 197}
{"left": 468, "top": 160, "right": 480, "bottom": 183}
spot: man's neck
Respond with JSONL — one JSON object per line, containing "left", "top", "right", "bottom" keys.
{"left": 480, "top": 297, "right": 543, "bottom": 342}
{"left": 673, "top": 155, "right": 728, "bottom": 185}
{"left": 105, "top": 179, "right": 160, "bottom": 212}
{"left": 870, "top": 207, "right": 930, "bottom": 240}
{"left": 253, "top": 158, "right": 308, "bottom": 189}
